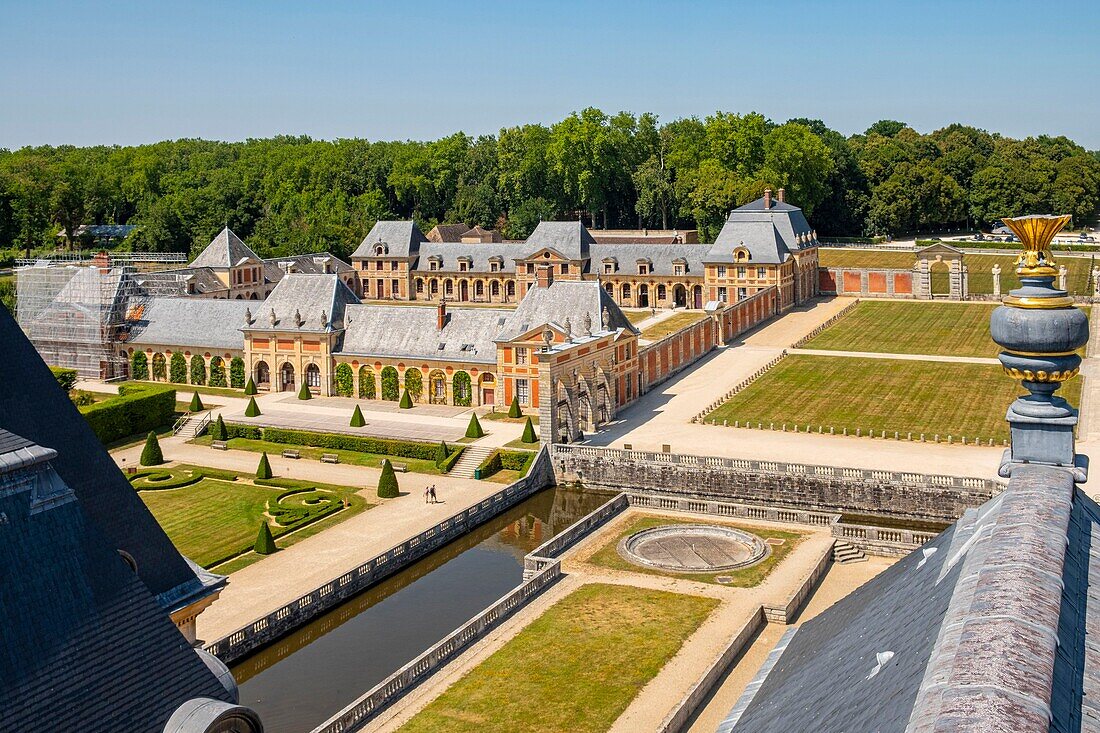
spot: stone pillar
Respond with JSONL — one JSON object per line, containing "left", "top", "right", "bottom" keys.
{"left": 991, "top": 265, "right": 1001, "bottom": 297}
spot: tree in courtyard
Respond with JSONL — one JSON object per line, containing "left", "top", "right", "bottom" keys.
{"left": 130, "top": 351, "right": 149, "bottom": 381}
{"left": 399, "top": 388, "right": 413, "bottom": 409}
{"left": 254, "top": 522, "right": 277, "bottom": 555}
{"left": 189, "top": 355, "right": 206, "bottom": 385}
{"left": 297, "top": 381, "right": 311, "bottom": 400}
{"left": 229, "top": 357, "right": 246, "bottom": 389}
{"left": 169, "top": 352, "right": 187, "bottom": 383}
{"left": 245, "top": 376, "right": 258, "bottom": 395}
{"left": 189, "top": 391, "right": 204, "bottom": 412}
{"left": 507, "top": 395, "right": 522, "bottom": 418}
{"left": 139, "top": 431, "right": 163, "bottom": 466}
{"left": 404, "top": 368, "right": 423, "bottom": 402}
{"left": 244, "top": 396, "right": 261, "bottom": 417}
{"left": 208, "top": 356, "right": 227, "bottom": 388}
{"left": 377, "top": 459, "right": 400, "bottom": 498}
{"left": 210, "top": 414, "right": 227, "bottom": 441}
{"left": 435, "top": 440, "right": 450, "bottom": 464}
{"left": 256, "top": 452, "right": 273, "bottom": 479}
{"left": 380, "top": 366, "right": 399, "bottom": 401}
{"left": 521, "top": 417, "right": 537, "bottom": 444}
{"left": 334, "top": 363, "right": 354, "bottom": 397}
{"left": 466, "top": 413, "right": 485, "bottom": 439}
{"left": 350, "top": 404, "right": 365, "bottom": 427}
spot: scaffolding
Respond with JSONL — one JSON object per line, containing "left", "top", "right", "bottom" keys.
{"left": 15, "top": 256, "right": 190, "bottom": 380}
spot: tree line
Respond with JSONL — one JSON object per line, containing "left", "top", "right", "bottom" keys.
{"left": 0, "top": 112, "right": 1097, "bottom": 263}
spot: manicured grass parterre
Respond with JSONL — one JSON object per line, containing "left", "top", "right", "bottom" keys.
{"left": 819, "top": 249, "right": 1095, "bottom": 296}
{"left": 587, "top": 515, "right": 803, "bottom": 586}
{"left": 705, "top": 354, "right": 1082, "bottom": 443}
{"left": 189, "top": 435, "right": 449, "bottom": 474}
{"left": 396, "top": 583, "right": 718, "bottom": 733}
{"left": 804, "top": 301, "right": 1000, "bottom": 357}
{"left": 132, "top": 464, "right": 369, "bottom": 569}
{"left": 129, "top": 380, "right": 244, "bottom": 398}
{"left": 481, "top": 411, "right": 539, "bottom": 425}
{"left": 641, "top": 311, "right": 708, "bottom": 340}
{"left": 623, "top": 309, "right": 652, "bottom": 326}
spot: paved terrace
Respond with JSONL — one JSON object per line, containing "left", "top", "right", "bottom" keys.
{"left": 587, "top": 297, "right": 1011, "bottom": 479}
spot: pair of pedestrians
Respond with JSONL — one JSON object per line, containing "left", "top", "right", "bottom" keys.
{"left": 423, "top": 484, "right": 438, "bottom": 504}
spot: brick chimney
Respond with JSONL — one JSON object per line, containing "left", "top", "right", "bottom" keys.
{"left": 763, "top": 188, "right": 772, "bottom": 209}
{"left": 777, "top": 188, "right": 785, "bottom": 204}
{"left": 92, "top": 251, "right": 110, "bottom": 272}
{"left": 437, "top": 298, "right": 449, "bottom": 331}
{"left": 536, "top": 264, "right": 553, "bottom": 289}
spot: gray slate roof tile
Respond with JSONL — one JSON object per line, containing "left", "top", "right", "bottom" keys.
{"left": 189, "top": 227, "right": 262, "bottom": 269}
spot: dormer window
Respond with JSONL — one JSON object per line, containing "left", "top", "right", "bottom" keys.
{"left": 734, "top": 247, "right": 750, "bottom": 262}
{"left": 428, "top": 256, "right": 442, "bottom": 271}
{"left": 673, "top": 264, "right": 684, "bottom": 276}
{"left": 637, "top": 259, "right": 652, "bottom": 276}
{"left": 373, "top": 242, "right": 388, "bottom": 256}
{"left": 458, "top": 257, "right": 471, "bottom": 273}
{"left": 672, "top": 258, "right": 686, "bottom": 277}
{"left": 489, "top": 257, "right": 502, "bottom": 273}
{"left": 602, "top": 257, "right": 618, "bottom": 275}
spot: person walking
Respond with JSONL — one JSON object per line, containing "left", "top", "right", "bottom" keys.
{"left": 429, "top": 485, "right": 438, "bottom": 504}
{"left": 424, "top": 485, "right": 430, "bottom": 504}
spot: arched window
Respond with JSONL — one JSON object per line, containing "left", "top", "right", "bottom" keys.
{"left": 506, "top": 281, "right": 515, "bottom": 298}
{"left": 358, "top": 366, "right": 376, "bottom": 399}
{"left": 415, "top": 278, "right": 425, "bottom": 294}
{"left": 453, "top": 371, "right": 471, "bottom": 406}
{"left": 255, "top": 360, "right": 270, "bottom": 386}
{"left": 491, "top": 281, "right": 500, "bottom": 297}
{"left": 621, "top": 283, "right": 631, "bottom": 299}
{"left": 306, "top": 363, "right": 321, "bottom": 389}
{"left": 444, "top": 279, "right": 453, "bottom": 296}
{"left": 430, "top": 279, "right": 439, "bottom": 295}
{"left": 657, "top": 284, "right": 666, "bottom": 301}
{"left": 428, "top": 370, "right": 447, "bottom": 405}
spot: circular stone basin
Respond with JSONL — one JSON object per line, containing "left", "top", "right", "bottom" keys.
{"left": 618, "top": 524, "right": 768, "bottom": 573}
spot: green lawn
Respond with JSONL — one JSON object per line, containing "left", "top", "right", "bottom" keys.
{"left": 189, "top": 435, "right": 448, "bottom": 474}
{"left": 129, "top": 380, "right": 245, "bottom": 398}
{"left": 705, "top": 354, "right": 1083, "bottom": 443}
{"left": 133, "top": 465, "right": 370, "bottom": 568}
{"left": 641, "top": 311, "right": 708, "bottom": 340}
{"left": 804, "top": 301, "right": 1000, "bottom": 357}
{"left": 623, "top": 309, "right": 651, "bottom": 326}
{"left": 481, "top": 411, "right": 539, "bottom": 425}
{"left": 819, "top": 249, "right": 1095, "bottom": 295}
{"left": 587, "top": 515, "right": 803, "bottom": 586}
{"left": 396, "top": 583, "right": 718, "bottom": 733}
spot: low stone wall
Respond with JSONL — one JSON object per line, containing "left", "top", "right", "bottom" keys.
{"left": 523, "top": 493, "right": 630, "bottom": 580}
{"left": 656, "top": 609, "right": 767, "bottom": 733}
{"left": 552, "top": 445, "right": 1001, "bottom": 522}
{"left": 762, "top": 541, "right": 834, "bottom": 623}
{"left": 819, "top": 267, "right": 916, "bottom": 298}
{"left": 832, "top": 522, "right": 940, "bottom": 556}
{"left": 205, "top": 447, "right": 556, "bottom": 665}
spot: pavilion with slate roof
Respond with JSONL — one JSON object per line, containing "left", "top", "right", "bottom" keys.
{"left": 720, "top": 214, "right": 1098, "bottom": 733}
{"left": 0, "top": 308, "right": 262, "bottom": 733}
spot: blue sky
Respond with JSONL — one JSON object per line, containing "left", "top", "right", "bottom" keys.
{"left": 1, "top": 0, "right": 1097, "bottom": 148}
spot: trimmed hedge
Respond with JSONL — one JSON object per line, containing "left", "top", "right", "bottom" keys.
{"left": 221, "top": 423, "right": 464, "bottom": 464}
{"left": 244, "top": 396, "right": 261, "bottom": 416}
{"left": 210, "top": 414, "right": 228, "bottom": 441}
{"left": 399, "top": 389, "right": 413, "bottom": 409}
{"left": 350, "top": 404, "right": 365, "bottom": 427}
{"left": 521, "top": 417, "right": 537, "bottom": 443}
{"left": 256, "top": 452, "right": 273, "bottom": 479}
{"left": 508, "top": 395, "right": 522, "bottom": 418}
{"left": 438, "top": 446, "right": 466, "bottom": 474}
{"left": 297, "top": 381, "right": 312, "bottom": 400}
{"left": 189, "top": 392, "right": 204, "bottom": 412}
{"left": 50, "top": 366, "right": 78, "bottom": 393}
{"left": 466, "top": 413, "right": 485, "bottom": 439}
{"left": 80, "top": 384, "right": 176, "bottom": 445}
{"left": 230, "top": 357, "right": 246, "bottom": 388}
{"left": 475, "top": 449, "right": 535, "bottom": 480}
{"left": 245, "top": 376, "right": 258, "bottom": 395}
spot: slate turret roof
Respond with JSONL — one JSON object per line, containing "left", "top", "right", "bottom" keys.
{"left": 190, "top": 227, "right": 262, "bottom": 269}
{"left": 352, "top": 221, "right": 428, "bottom": 259}
{"left": 494, "top": 280, "right": 637, "bottom": 342}
{"left": 523, "top": 221, "right": 596, "bottom": 261}
{"left": 705, "top": 196, "right": 817, "bottom": 265}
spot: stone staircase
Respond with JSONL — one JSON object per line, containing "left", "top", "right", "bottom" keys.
{"left": 833, "top": 540, "right": 867, "bottom": 564}
{"left": 174, "top": 411, "right": 211, "bottom": 439}
{"left": 448, "top": 444, "right": 494, "bottom": 479}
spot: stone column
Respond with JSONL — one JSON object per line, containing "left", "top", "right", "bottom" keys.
{"left": 991, "top": 265, "right": 1001, "bottom": 298}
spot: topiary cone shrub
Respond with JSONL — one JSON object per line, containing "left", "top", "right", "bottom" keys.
{"left": 435, "top": 440, "right": 449, "bottom": 464}
{"left": 521, "top": 417, "right": 538, "bottom": 443}
{"left": 399, "top": 389, "right": 413, "bottom": 409}
{"left": 245, "top": 377, "right": 258, "bottom": 395}
{"left": 350, "top": 404, "right": 365, "bottom": 427}
{"left": 377, "top": 459, "right": 400, "bottom": 498}
{"left": 507, "top": 395, "right": 522, "bottom": 418}
{"left": 256, "top": 452, "right": 273, "bottom": 479}
{"left": 189, "top": 392, "right": 204, "bottom": 412}
{"left": 211, "top": 414, "right": 228, "bottom": 441}
{"left": 465, "top": 413, "right": 485, "bottom": 439}
{"left": 244, "top": 396, "right": 261, "bottom": 417}
{"left": 297, "top": 382, "right": 312, "bottom": 400}
{"left": 140, "top": 431, "right": 164, "bottom": 466}
{"left": 254, "top": 522, "right": 277, "bottom": 555}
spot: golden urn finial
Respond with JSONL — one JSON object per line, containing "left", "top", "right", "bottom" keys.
{"left": 1001, "top": 214, "right": 1071, "bottom": 278}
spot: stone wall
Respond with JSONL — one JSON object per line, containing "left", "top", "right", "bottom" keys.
{"left": 819, "top": 267, "right": 916, "bottom": 298}
{"left": 551, "top": 446, "right": 1000, "bottom": 522}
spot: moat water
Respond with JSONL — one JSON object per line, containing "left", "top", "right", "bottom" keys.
{"left": 230, "top": 485, "right": 610, "bottom": 733}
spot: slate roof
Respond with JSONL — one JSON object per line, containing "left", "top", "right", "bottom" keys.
{"left": 413, "top": 241, "right": 531, "bottom": 274}
{"left": 339, "top": 304, "right": 508, "bottom": 364}
{"left": 524, "top": 220, "right": 596, "bottom": 260}
{"left": 128, "top": 298, "right": 255, "bottom": 350}
{"left": 589, "top": 243, "right": 707, "bottom": 277}
{"left": 247, "top": 273, "right": 358, "bottom": 333}
{"left": 495, "top": 280, "right": 637, "bottom": 342}
{"left": 706, "top": 196, "right": 817, "bottom": 265}
{"left": 261, "top": 252, "right": 354, "bottom": 283}
{"left": 0, "top": 304, "right": 204, "bottom": 605}
{"left": 0, "top": 428, "right": 234, "bottom": 733}
{"left": 352, "top": 221, "right": 428, "bottom": 259}
{"left": 426, "top": 223, "right": 470, "bottom": 243}
{"left": 60, "top": 223, "right": 136, "bottom": 240}
{"left": 461, "top": 225, "right": 502, "bottom": 242}
{"left": 724, "top": 463, "right": 1097, "bottom": 733}
{"left": 190, "top": 227, "right": 262, "bottom": 269}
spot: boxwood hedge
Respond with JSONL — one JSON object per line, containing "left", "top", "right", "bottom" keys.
{"left": 221, "top": 422, "right": 464, "bottom": 467}
{"left": 80, "top": 384, "right": 176, "bottom": 444}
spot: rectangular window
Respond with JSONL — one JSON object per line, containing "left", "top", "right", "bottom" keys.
{"left": 737, "top": 287, "right": 747, "bottom": 300}
{"left": 604, "top": 263, "right": 613, "bottom": 275}
{"left": 429, "top": 261, "right": 438, "bottom": 271}
{"left": 391, "top": 261, "right": 398, "bottom": 271}
{"left": 560, "top": 263, "right": 568, "bottom": 275}
{"left": 490, "top": 262, "right": 499, "bottom": 272}
{"left": 757, "top": 267, "right": 767, "bottom": 278}
{"left": 515, "top": 347, "right": 528, "bottom": 365}
{"left": 459, "top": 262, "right": 468, "bottom": 272}
{"left": 673, "top": 265, "right": 684, "bottom": 276}
{"left": 375, "top": 261, "right": 384, "bottom": 271}
{"left": 391, "top": 279, "right": 399, "bottom": 295}
{"left": 737, "top": 266, "right": 746, "bottom": 277}
{"left": 638, "top": 264, "right": 649, "bottom": 275}
{"left": 516, "top": 378, "right": 530, "bottom": 406}
{"left": 718, "top": 286, "right": 727, "bottom": 302}
{"left": 716, "top": 265, "right": 726, "bottom": 277}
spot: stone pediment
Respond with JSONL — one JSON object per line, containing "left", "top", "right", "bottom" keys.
{"left": 916, "top": 242, "right": 964, "bottom": 260}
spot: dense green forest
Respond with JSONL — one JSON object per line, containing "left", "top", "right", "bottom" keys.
{"left": 1, "top": 111, "right": 1098, "bottom": 263}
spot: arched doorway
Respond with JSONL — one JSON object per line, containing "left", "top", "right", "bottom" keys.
{"left": 255, "top": 361, "right": 270, "bottom": 390}
{"left": 480, "top": 373, "right": 496, "bottom": 406}
{"left": 459, "top": 280, "right": 469, "bottom": 301}
{"left": 429, "top": 370, "right": 447, "bottom": 405}
{"left": 280, "top": 362, "right": 295, "bottom": 392}
{"left": 506, "top": 281, "right": 515, "bottom": 301}
{"left": 930, "top": 258, "right": 951, "bottom": 298}
{"left": 151, "top": 352, "right": 166, "bottom": 381}
{"left": 305, "top": 363, "right": 321, "bottom": 393}
{"left": 672, "top": 284, "right": 687, "bottom": 308}
{"left": 250, "top": 291, "right": 259, "bottom": 300}
{"left": 637, "top": 284, "right": 650, "bottom": 308}
{"left": 692, "top": 285, "right": 703, "bottom": 309}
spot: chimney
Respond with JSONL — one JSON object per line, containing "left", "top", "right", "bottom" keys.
{"left": 92, "top": 251, "right": 110, "bottom": 272}
{"left": 536, "top": 264, "right": 553, "bottom": 289}
{"left": 777, "top": 188, "right": 785, "bottom": 203}
{"left": 437, "top": 298, "right": 448, "bottom": 331}
{"left": 763, "top": 189, "right": 772, "bottom": 209}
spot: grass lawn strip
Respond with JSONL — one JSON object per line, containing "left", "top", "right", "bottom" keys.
{"left": 396, "top": 583, "right": 718, "bottom": 733}
{"left": 133, "top": 464, "right": 370, "bottom": 568}
{"left": 641, "top": 311, "right": 708, "bottom": 340}
{"left": 804, "top": 301, "right": 999, "bottom": 357}
{"left": 623, "top": 309, "right": 652, "bottom": 326}
{"left": 190, "top": 435, "right": 445, "bottom": 474}
{"left": 586, "top": 514, "right": 803, "bottom": 587}
{"left": 705, "top": 354, "right": 1082, "bottom": 443}
{"left": 129, "top": 380, "right": 244, "bottom": 398}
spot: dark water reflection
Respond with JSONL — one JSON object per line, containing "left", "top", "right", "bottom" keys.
{"left": 232, "top": 485, "right": 610, "bottom": 733}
